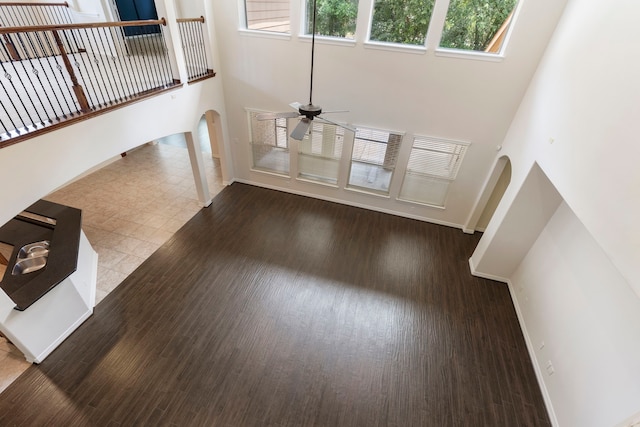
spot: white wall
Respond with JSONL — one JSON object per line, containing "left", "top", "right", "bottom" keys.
{"left": 210, "top": 0, "right": 568, "bottom": 228}
{"left": 512, "top": 200, "right": 640, "bottom": 426}
{"left": 470, "top": 0, "right": 640, "bottom": 424}
{"left": 472, "top": 0, "right": 640, "bottom": 297}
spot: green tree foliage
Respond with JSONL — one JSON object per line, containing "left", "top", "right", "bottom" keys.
{"left": 440, "top": 0, "right": 517, "bottom": 51}
{"left": 308, "top": 0, "right": 517, "bottom": 50}
{"left": 306, "top": 0, "right": 359, "bottom": 38}
{"left": 369, "top": 0, "right": 434, "bottom": 45}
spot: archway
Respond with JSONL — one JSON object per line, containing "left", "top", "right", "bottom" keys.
{"left": 464, "top": 155, "right": 512, "bottom": 233}
{"left": 199, "top": 110, "right": 230, "bottom": 184}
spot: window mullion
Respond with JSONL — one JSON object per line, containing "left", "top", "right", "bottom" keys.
{"left": 425, "top": 0, "right": 451, "bottom": 50}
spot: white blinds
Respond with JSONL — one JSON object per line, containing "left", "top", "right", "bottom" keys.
{"left": 351, "top": 127, "right": 402, "bottom": 166}
{"left": 347, "top": 126, "right": 403, "bottom": 194}
{"left": 248, "top": 110, "right": 290, "bottom": 175}
{"left": 399, "top": 135, "right": 469, "bottom": 207}
{"left": 298, "top": 122, "right": 345, "bottom": 185}
{"left": 407, "top": 136, "right": 468, "bottom": 179}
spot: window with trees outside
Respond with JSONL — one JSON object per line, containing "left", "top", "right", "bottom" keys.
{"left": 304, "top": 0, "right": 359, "bottom": 39}
{"left": 347, "top": 127, "right": 403, "bottom": 194}
{"left": 245, "top": 0, "right": 290, "bottom": 33}
{"left": 439, "top": 0, "right": 519, "bottom": 53}
{"left": 248, "top": 110, "right": 290, "bottom": 175}
{"left": 369, "top": 0, "right": 435, "bottom": 45}
{"left": 398, "top": 136, "right": 468, "bottom": 207}
{"left": 298, "top": 122, "right": 345, "bottom": 185}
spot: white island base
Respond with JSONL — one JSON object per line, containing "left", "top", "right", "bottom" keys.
{"left": 0, "top": 231, "right": 97, "bottom": 363}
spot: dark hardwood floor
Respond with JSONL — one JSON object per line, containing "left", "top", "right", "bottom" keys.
{"left": 0, "top": 183, "right": 550, "bottom": 426}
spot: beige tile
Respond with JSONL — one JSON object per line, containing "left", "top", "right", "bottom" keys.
{"left": 172, "top": 208, "right": 200, "bottom": 223}
{"left": 96, "top": 267, "right": 128, "bottom": 294}
{"left": 82, "top": 211, "right": 113, "bottom": 229}
{"left": 111, "top": 254, "right": 145, "bottom": 276}
{"left": 115, "top": 236, "right": 146, "bottom": 256}
{"left": 129, "top": 224, "right": 159, "bottom": 241}
{"left": 114, "top": 220, "right": 142, "bottom": 238}
{"left": 94, "top": 245, "right": 127, "bottom": 269}
{"left": 95, "top": 288, "right": 109, "bottom": 305}
{"left": 0, "top": 350, "right": 30, "bottom": 394}
{"left": 100, "top": 217, "right": 136, "bottom": 233}
{"left": 93, "top": 231, "right": 126, "bottom": 248}
{"left": 145, "top": 229, "right": 173, "bottom": 245}
{"left": 161, "top": 217, "right": 187, "bottom": 233}
{"left": 133, "top": 241, "right": 162, "bottom": 258}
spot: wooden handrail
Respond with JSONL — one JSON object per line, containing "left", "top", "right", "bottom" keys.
{"left": 177, "top": 17, "right": 205, "bottom": 24}
{"left": 0, "top": 18, "right": 167, "bottom": 35}
{"left": 0, "top": 2, "right": 68, "bottom": 6}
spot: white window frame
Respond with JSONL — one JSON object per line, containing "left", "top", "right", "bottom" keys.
{"left": 434, "top": 0, "right": 523, "bottom": 61}
{"left": 240, "top": 0, "right": 292, "bottom": 35}
{"left": 398, "top": 135, "right": 469, "bottom": 208}
{"left": 364, "top": 0, "right": 434, "bottom": 52}
{"left": 297, "top": 121, "right": 346, "bottom": 186}
{"left": 247, "top": 109, "right": 291, "bottom": 176}
{"left": 300, "top": 0, "right": 360, "bottom": 42}
{"left": 346, "top": 126, "right": 404, "bottom": 195}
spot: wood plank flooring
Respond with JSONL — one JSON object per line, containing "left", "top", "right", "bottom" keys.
{"left": 0, "top": 183, "right": 550, "bottom": 426}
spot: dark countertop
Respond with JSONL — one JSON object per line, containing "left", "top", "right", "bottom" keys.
{"left": 0, "top": 200, "right": 82, "bottom": 311}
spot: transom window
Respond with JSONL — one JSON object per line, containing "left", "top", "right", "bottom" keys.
{"left": 369, "top": 0, "right": 435, "bottom": 46}
{"left": 399, "top": 136, "right": 468, "bottom": 207}
{"left": 439, "top": 0, "right": 519, "bottom": 53}
{"left": 304, "top": 0, "right": 359, "bottom": 39}
{"left": 347, "top": 127, "right": 403, "bottom": 194}
{"left": 244, "top": 0, "right": 290, "bottom": 33}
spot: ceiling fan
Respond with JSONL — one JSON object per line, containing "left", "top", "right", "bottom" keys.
{"left": 256, "top": 0, "right": 354, "bottom": 140}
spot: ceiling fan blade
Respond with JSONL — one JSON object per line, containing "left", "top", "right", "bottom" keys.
{"left": 320, "top": 110, "right": 349, "bottom": 114}
{"left": 256, "top": 111, "right": 300, "bottom": 120}
{"left": 290, "top": 118, "right": 311, "bottom": 140}
{"left": 289, "top": 102, "right": 303, "bottom": 111}
{"left": 317, "top": 116, "right": 356, "bottom": 133}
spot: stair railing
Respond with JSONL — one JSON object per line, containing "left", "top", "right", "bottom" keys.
{"left": 0, "top": 2, "right": 73, "bottom": 27}
{"left": 176, "top": 16, "right": 215, "bottom": 83}
{"left": 0, "top": 18, "right": 181, "bottom": 148}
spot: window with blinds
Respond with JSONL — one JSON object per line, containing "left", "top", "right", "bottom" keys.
{"left": 399, "top": 136, "right": 468, "bottom": 207}
{"left": 245, "top": 0, "right": 290, "bottom": 33}
{"left": 347, "top": 127, "right": 403, "bottom": 194}
{"left": 248, "top": 110, "right": 290, "bottom": 175}
{"left": 298, "top": 122, "right": 345, "bottom": 185}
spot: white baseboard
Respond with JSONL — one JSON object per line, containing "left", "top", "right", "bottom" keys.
{"left": 505, "top": 279, "right": 559, "bottom": 427}
{"left": 467, "top": 257, "right": 508, "bottom": 283}
{"left": 234, "top": 178, "right": 466, "bottom": 231}
{"left": 467, "top": 257, "right": 558, "bottom": 425}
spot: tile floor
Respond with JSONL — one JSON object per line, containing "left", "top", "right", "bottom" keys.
{"left": 0, "top": 133, "right": 224, "bottom": 393}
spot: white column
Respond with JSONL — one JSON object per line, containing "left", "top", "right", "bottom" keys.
{"left": 184, "top": 131, "right": 212, "bottom": 207}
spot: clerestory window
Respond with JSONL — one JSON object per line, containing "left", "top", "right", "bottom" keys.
{"left": 368, "top": 0, "right": 435, "bottom": 46}
{"left": 439, "top": 0, "right": 519, "bottom": 53}
{"left": 304, "top": 0, "right": 359, "bottom": 39}
{"left": 244, "top": 0, "right": 290, "bottom": 33}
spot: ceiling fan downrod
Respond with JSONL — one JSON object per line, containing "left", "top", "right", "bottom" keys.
{"left": 301, "top": 0, "right": 322, "bottom": 119}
